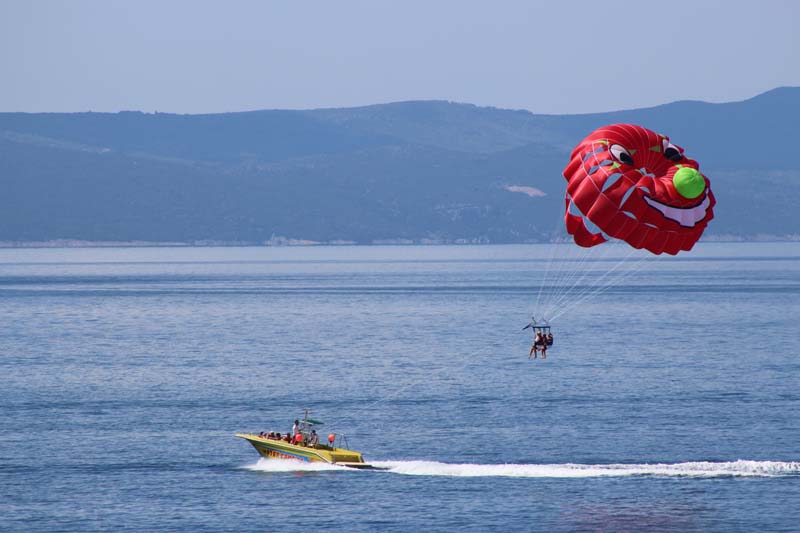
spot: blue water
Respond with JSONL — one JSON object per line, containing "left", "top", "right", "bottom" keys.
{"left": 1, "top": 243, "right": 798, "bottom": 532}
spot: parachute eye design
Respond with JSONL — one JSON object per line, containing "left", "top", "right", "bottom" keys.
{"left": 609, "top": 144, "right": 634, "bottom": 166}
{"left": 662, "top": 139, "right": 683, "bottom": 162}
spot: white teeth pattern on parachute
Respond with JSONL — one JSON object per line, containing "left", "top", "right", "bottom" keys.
{"left": 643, "top": 191, "right": 710, "bottom": 228}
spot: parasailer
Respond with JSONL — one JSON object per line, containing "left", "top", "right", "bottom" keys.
{"left": 523, "top": 317, "right": 553, "bottom": 360}
{"left": 563, "top": 124, "right": 715, "bottom": 255}
{"left": 528, "top": 124, "right": 717, "bottom": 349}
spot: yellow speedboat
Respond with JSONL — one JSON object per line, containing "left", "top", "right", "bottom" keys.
{"left": 236, "top": 411, "right": 374, "bottom": 469}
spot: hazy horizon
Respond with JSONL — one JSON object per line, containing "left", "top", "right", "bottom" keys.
{"left": 2, "top": 85, "right": 797, "bottom": 117}
{"left": 2, "top": 0, "right": 798, "bottom": 115}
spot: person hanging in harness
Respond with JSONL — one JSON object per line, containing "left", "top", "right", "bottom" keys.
{"left": 523, "top": 317, "right": 553, "bottom": 360}
{"left": 539, "top": 331, "right": 549, "bottom": 359}
{"left": 524, "top": 317, "right": 542, "bottom": 359}
{"left": 529, "top": 330, "right": 544, "bottom": 359}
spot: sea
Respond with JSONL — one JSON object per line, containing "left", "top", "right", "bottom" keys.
{"left": 1, "top": 242, "right": 798, "bottom": 532}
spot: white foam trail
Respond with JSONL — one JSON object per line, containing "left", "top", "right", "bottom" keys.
{"left": 242, "top": 457, "right": 349, "bottom": 472}
{"left": 369, "top": 460, "right": 800, "bottom": 478}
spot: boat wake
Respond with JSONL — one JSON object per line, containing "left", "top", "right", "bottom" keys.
{"left": 242, "top": 458, "right": 800, "bottom": 478}
{"left": 370, "top": 460, "right": 800, "bottom": 478}
{"left": 242, "top": 458, "right": 349, "bottom": 472}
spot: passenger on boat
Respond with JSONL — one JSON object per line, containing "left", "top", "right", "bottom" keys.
{"left": 292, "top": 419, "right": 300, "bottom": 437}
{"left": 284, "top": 433, "right": 291, "bottom": 443}
{"left": 308, "top": 430, "right": 319, "bottom": 448}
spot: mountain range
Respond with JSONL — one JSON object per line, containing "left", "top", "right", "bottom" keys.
{"left": 1, "top": 87, "right": 799, "bottom": 245}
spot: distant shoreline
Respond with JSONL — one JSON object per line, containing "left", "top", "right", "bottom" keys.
{"left": 1, "top": 234, "right": 799, "bottom": 249}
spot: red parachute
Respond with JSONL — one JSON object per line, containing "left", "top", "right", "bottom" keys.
{"left": 563, "top": 124, "right": 715, "bottom": 255}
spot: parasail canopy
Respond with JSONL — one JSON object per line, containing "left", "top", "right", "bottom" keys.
{"left": 563, "top": 124, "right": 715, "bottom": 255}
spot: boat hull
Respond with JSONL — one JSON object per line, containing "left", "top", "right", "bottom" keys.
{"left": 235, "top": 433, "right": 370, "bottom": 468}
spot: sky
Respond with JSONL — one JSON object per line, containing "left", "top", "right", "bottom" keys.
{"left": 2, "top": 0, "right": 798, "bottom": 114}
